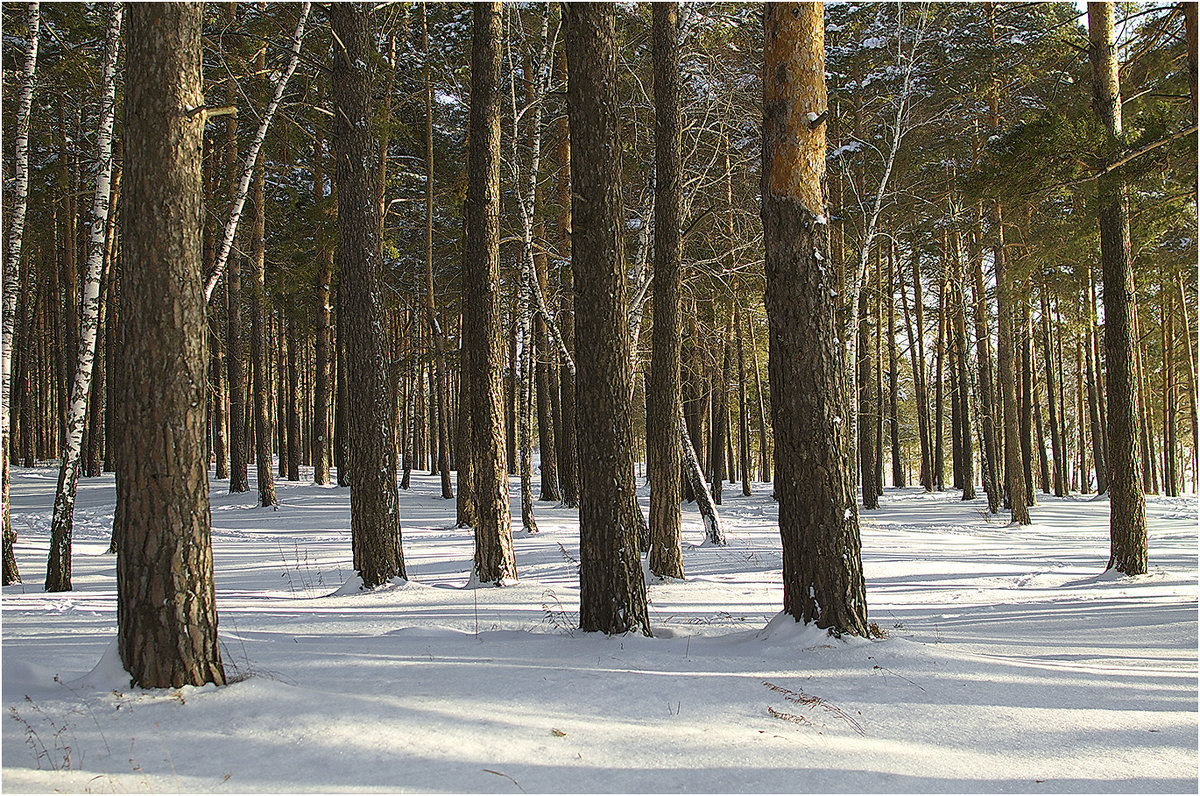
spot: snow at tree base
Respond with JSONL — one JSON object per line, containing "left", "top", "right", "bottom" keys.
{"left": 3, "top": 466, "right": 1196, "bottom": 792}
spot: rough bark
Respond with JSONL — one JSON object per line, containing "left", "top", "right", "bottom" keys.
{"left": 1088, "top": 1, "right": 1147, "bottom": 575}
{"left": 857, "top": 274, "right": 878, "bottom": 509}
{"left": 565, "top": 2, "right": 651, "bottom": 636}
{"left": 969, "top": 214, "right": 1001, "bottom": 512}
{"left": 225, "top": 72, "right": 249, "bottom": 495}
{"left": 1041, "top": 289, "right": 1067, "bottom": 496}
{"left": 115, "top": 2, "right": 224, "bottom": 688}
{"left": 312, "top": 133, "right": 333, "bottom": 487}
{"left": 647, "top": 1, "right": 685, "bottom": 580}
{"left": 464, "top": 1, "right": 516, "bottom": 584}
{"left": 331, "top": 2, "right": 405, "bottom": 587}
{"left": 250, "top": 102, "right": 277, "bottom": 508}
{"left": 553, "top": 50, "right": 579, "bottom": 509}
{"left": 763, "top": 2, "right": 867, "bottom": 637}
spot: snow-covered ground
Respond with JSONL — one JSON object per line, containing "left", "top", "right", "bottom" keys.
{"left": 2, "top": 464, "right": 1196, "bottom": 793}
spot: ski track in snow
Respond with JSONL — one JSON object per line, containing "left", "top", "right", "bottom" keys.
{"left": 2, "top": 464, "right": 1196, "bottom": 793}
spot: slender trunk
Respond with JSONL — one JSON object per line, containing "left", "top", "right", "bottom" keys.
{"left": 887, "top": 239, "right": 903, "bottom": 488}
{"left": 1040, "top": 290, "right": 1066, "bottom": 496}
{"left": 933, "top": 266, "right": 947, "bottom": 491}
{"left": 45, "top": 6, "right": 122, "bottom": 592}
{"left": 250, "top": 109, "right": 277, "bottom": 506}
{"left": 736, "top": 304, "right": 751, "bottom": 496}
{"left": 749, "top": 312, "right": 771, "bottom": 483}
{"left": 225, "top": 74, "right": 249, "bottom": 494}
{"left": 969, "top": 213, "right": 1000, "bottom": 511}
{"left": 554, "top": 50, "right": 579, "bottom": 508}
{"left": 1019, "top": 297, "right": 1036, "bottom": 505}
{"left": 857, "top": 273, "right": 878, "bottom": 509}
{"left": 1077, "top": 331, "right": 1091, "bottom": 493}
{"left": 1175, "top": 270, "right": 1199, "bottom": 492}
{"left": 286, "top": 320, "right": 300, "bottom": 482}
{"left": 2, "top": 1, "right": 40, "bottom": 584}
{"left": 203, "top": 3, "right": 311, "bottom": 301}
{"left": 648, "top": 2, "right": 685, "bottom": 578}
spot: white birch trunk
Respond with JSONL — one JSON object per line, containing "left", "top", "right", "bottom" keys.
{"left": 680, "top": 408, "right": 724, "bottom": 545}
{"left": 204, "top": 2, "right": 311, "bottom": 302}
{"left": 46, "top": 4, "right": 122, "bottom": 591}
{"left": 2, "top": 2, "right": 40, "bottom": 585}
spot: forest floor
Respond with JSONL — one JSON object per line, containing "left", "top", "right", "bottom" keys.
{"left": 2, "top": 463, "right": 1196, "bottom": 793}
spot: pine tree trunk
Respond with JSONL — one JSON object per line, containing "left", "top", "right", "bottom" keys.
{"left": 887, "top": 239, "right": 903, "bottom": 488}
{"left": 969, "top": 213, "right": 1001, "bottom": 512}
{"left": 116, "top": 2, "right": 224, "bottom": 688}
{"left": 857, "top": 277, "right": 878, "bottom": 509}
{"left": 553, "top": 52, "right": 579, "bottom": 509}
{"left": 763, "top": 2, "right": 867, "bottom": 637}
{"left": 250, "top": 114, "right": 277, "bottom": 507}
{"left": 647, "top": 1, "right": 685, "bottom": 579}
{"left": 898, "top": 248, "right": 930, "bottom": 493}
{"left": 1162, "top": 291, "right": 1178, "bottom": 496}
{"left": 565, "top": 2, "right": 650, "bottom": 636}
{"left": 749, "top": 313, "right": 771, "bottom": 484}
{"left": 933, "top": 268, "right": 948, "bottom": 491}
{"left": 464, "top": 1, "right": 516, "bottom": 585}
{"left": 225, "top": 71, "right": 249, "bottom": 494}
{"left": 331, "top": 2, "right": 405, "bottom": 587}
{"left": 1175, "top": 270, "right": 1199, "bottom": 492}
{"left": 1041, "top": 289, "right": 1066, "bottom": 496}
{"left": 954, "top": 253, "right": 977, "bottom": 499}
{"left": 45, "top": 5, "right": 122, "bottom": 592}
{"left": 1088, "top": 0, "right": 1147, "bottom": 575}
{"left": 287, "top": 319, "right": 300, "bottom": 482}
{"left": 1019, "top": 298, "right": 1036, "bottom": 505}
{"left": 992, "top": 202, "right": 1030, "bottom": 524}
{"left": 736, "top": 304, "right": 752, "bottom": 496}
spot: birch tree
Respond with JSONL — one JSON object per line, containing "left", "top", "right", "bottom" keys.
{"left": 2, "top": 2, "right": 40, "bottom": 586}
{"left": 45, "top": 3, "right": 123, "bottom": 592}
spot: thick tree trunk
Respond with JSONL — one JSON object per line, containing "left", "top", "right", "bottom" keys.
{"left": 647, "top": 2, "right": 685, "bottom": 580}
{"left": 763, "top": 2, "right": 867, "bottom": 637}
{"left": 331, "top": 2, "right": 405, "bottom": 587}
{"left": 565, "top": 2, "right": 651, "bottom": 636}
{"left": 464, "top": 1, "right": 516, "bottom": 584}
{"left": 116, "top": 2, "right": 224, "bottom": 688}
{"left": 45, "top": 6, "right": 122, "bottom": 592}
{"left": 1088, "top": 1, "right": 1147, "bottom": 575}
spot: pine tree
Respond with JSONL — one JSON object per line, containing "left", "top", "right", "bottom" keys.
{"left": 115, "top": 2, "right": 224, "bottom": 688}
{"left": 763, "top": 1, "right": 867, "bottom": 636}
